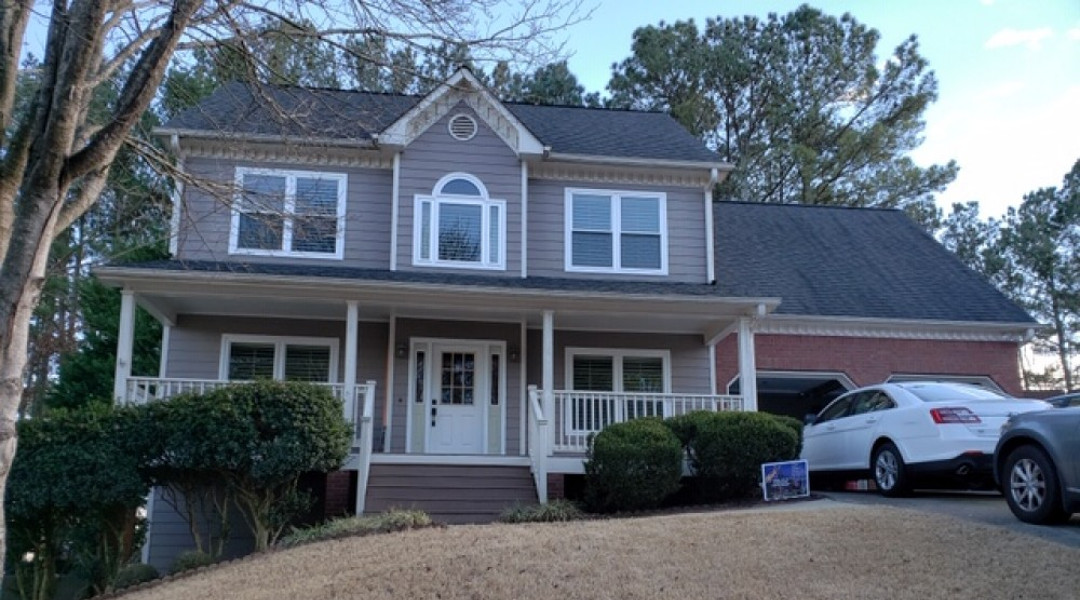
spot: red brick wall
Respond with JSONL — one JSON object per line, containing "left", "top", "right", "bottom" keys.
{"left": 716, "top": 334, "right": 1023, "bottom": 396}
{"left": 547, "top": 473, "right": 566, "bottom": 500}
{"left": 323, "top": 470, "right": 355, "bottom": 518}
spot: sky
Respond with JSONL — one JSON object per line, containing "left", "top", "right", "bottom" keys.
{"left": 561, "top": 0, "right": 1080, "bottom": 219}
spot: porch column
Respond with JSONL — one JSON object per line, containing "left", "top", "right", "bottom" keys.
{"left": 344, "top": 301, "right": 359, "bottom": 424}
{"left": 542, "top": 310, "right": 555, "bottom": 419}
{"left": 736, "top": 317, "right": 758, "bottom": 411}
{"left": 112, "top": 289, "right": 136, "bottom": 403}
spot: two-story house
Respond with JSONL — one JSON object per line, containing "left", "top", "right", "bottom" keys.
{"left": 96, "top": 69, "right": 1035, "bottom": 570}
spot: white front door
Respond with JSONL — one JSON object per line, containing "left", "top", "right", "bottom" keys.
{"left": 426, "top": 343, "right": 487, "bottom": 454}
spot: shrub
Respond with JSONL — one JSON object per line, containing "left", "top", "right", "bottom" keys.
{"left": 113, "top": 563, "right": 159, "bottom": 589}
{"left": 681, "top": 411, "right": 800, "bottom": 502}
{"left": 768, "top": 414, "right": 805, "bottom": 456}
{"left": 278, "top": 509, "right": 432, "bottom": 548}
{"left": 583, "top": 418, "right": 683, "bottom": 513}
{"left": 169, "top": 550, "right": 214, "bottom": 575}
{"left": 498, "top": 500, "right": 586, "bottom": 523}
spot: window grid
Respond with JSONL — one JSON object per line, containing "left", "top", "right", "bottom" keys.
{"left": 231, "top": 168, "right": 346, "bottom": 259}
{"left": 566, "top": 189, "right": 667, "bottom": 275}
{"left": 414, "top": 173, "right": 505, "bottom": 270}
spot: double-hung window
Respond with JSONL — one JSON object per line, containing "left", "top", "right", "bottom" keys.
{"left": 565, "top": 188, "right": 667, "bottom": 274}
{"left": 565, "top": 348, "right": 670, "bottom": 433}
{"left": 414, "top": 173, "right": 505, "bottom": 270}
{"left": 221, "top": 335, "right": 339, "bottom": 383}
{"left": 231, "top": 167, "right": 347, "bottom": 259}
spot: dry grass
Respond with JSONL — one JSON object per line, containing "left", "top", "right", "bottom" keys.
{"left": 121, "top": 504, "right": 1080, "bottom": 600}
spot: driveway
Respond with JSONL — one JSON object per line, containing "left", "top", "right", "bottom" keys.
{"left": 825, "top": 489, "right": 1080, "bottom": 548}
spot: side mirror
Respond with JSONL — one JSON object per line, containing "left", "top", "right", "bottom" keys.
{"left": 803, "top": 414, "right": 817, "bottom": 425}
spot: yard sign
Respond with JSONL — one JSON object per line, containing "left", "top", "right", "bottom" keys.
{"left": 761, "top": 459, "right": 810, "bottom": 501}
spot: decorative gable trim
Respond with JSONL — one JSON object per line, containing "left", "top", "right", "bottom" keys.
{"left": 531, "top": 161, "right": 712, "bottom": 188}
{"left": 182, "top": 138, "right": 392, "bottom": 170}
{"left": 379, "top": 69, "right": 545, "bottom": 156}
{"left": 757, "top": 315, "right": 1034, "bottom": 343}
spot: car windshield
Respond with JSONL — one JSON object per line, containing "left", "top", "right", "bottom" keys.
{"left": 904, "top": 383, "right": 1007, "bottom": 403}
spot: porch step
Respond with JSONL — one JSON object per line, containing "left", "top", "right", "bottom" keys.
{"left": 364, "top": 464, "right": 537, "bottom": 524}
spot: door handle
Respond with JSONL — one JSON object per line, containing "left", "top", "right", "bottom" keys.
{"left": 865, "top": 418, "right": 878, "bottom": 424}
{"left": 431, "top": 405, "right": 437, "bottom": 427}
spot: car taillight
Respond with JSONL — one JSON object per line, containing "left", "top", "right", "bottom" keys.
{"left": 930, "top": 407, "right": 982, "bottom": 424}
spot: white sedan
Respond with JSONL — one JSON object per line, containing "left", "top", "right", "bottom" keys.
{"left": 801, "top": 381, "right": 1050, "bottom": 496}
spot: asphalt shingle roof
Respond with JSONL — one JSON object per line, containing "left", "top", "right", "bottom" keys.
{"left": 712, "top": 202, "right": 1034, "bottom": 323}
{"left": 163, "top": 82, "right": 720, "bottom": 163}
{"left": 111, "top": 203, "right": 1033, "bottom": 324}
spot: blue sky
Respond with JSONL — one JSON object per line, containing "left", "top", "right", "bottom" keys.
{"left": 562, "top": 0, "right": 1080, "bottom": 218}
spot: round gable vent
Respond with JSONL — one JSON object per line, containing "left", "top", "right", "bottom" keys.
{"left": 448, "top": 113, "right": 478, "bottom": 141}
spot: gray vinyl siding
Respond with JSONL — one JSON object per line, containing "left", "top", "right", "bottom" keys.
{"left": 176, "top": 157, "right": 392, "bottom": 268}
{"left": 389, "top": 318, "right": 523, "bottom": 455}
{"left": 164, "top": 315, "right": 390, "bottom": 430}
{"left": 396, "top": 103, "right": 522, "bottom": 275}
{"left": 527, "top": 179, "right": 708, "bottom": 283}
{"left": 145, "top": 486, "right": 254, "bottom": 574}
{"left": 525, "top": 330, "right": 711, "bottom": 394}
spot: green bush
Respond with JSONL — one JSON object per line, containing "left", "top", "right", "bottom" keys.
{"left": 680, "top": 411, "right": 800, "bottom": 502}
{"left": 498, "top": 500, "right": 586, "bottom": 523}
{"left": 113, "top": 563, "right": 159, "bottom": 589}
{"left": 170, "top": 550, "right": 214, "bottom": 575}
{"left": 583, "top": 418, "right": 683, "bottom": 513}
{"left": 768, "top": 414, "right": 805, "bottom": 456}
{"left": 278, "top": 509, "right": 432, "bottom": 548}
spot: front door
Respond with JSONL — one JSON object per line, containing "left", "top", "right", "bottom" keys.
{"left": 427, "top": 343, "right": 487, "bottom": 454}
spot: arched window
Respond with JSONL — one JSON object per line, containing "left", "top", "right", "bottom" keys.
{"left": 414, "top": 173, "right": 505, "bottom": 269}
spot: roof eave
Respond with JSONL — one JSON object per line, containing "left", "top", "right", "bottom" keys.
{"left": 153, "top": 127, "right": 379, "bottom": 150}
{"left": 543, "top": 151, "right": 732, "bottom": 172}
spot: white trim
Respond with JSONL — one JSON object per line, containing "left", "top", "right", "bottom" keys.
{"left": 708, "top": 342, "right": 717, "bottom": 395}
{"left": 726, "top": 370, "right": 858, "bottom": 396}
{"left": 229, "top": 167, "right": 347, "bottom": 260}
{"left": 371, "top": 454, "right": 530, "bottom": 466}
{"left": 544, "top": 151, "right": 731, "bottom": 171}
{"left": 564, "top": 187, "right": 668, "bottom": 276}
{"left": 736, "top": 317, "right": 758, "bottom": 411}
{"left": 519, "top": 319, "right": 527, "bottom": 456}
{"left": 886, "top": 373, "right": 1003, "bottom": 392}
{"left": 704, "top": 170, "right": 716, "bottom": 283}
{"left": 496, "top": 342, "right": 507, "bottom": 455}
{"left": 141, "top": 489, "right": 156, "bottom": 564}
{"left": 390, "top": 153, "right": 401, "bottom": 270}
{"left": 343, "top": 301, "right": 359, "bottom": 426}
{"left": 404, "top": 339, "right": 424, "bottom": 454}
{"left": 113, "top": 290, "right": 136, "bottom": 401}
{"left": 757, "top": 315, "right": 1032, "bottom": 342}
{"left": 563, "top": 347, "right": 673, "bottom": 393}
{"left": 168, "top": 135, "right": 183, "bottom": 257}
{"left": 531, "top": 161, "right": 713, "bottom": 187}
{"left": 384, "top": 314, "right": 396, "bottom": 453}
{"left": 520, "top": 161, "right": 528, "bottom": 279}
{"left": 218, "top": 334, "right": 340, "bottom": 382}
{"left": 412, "top": 172, "right": 507, "bottom": 270}
{"left": 158, "top": 324, "right": 171, "bottom": 379}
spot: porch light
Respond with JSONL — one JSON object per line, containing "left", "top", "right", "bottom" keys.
{"left": 395, "top": 344, "right": 408, "bottom": 359}
{"left": 508, "top": 347, "right": 520, "bottom": 362}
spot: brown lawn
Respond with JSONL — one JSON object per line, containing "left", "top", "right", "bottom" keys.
{"left": 121, "top": 503, "right": 1080, "bottom": 600}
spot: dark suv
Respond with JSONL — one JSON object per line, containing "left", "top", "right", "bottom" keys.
{"left": 994, "top": 408, "right": 1080, "bottom": 524}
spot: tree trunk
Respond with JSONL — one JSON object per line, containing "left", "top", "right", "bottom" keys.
{"left": 0, "top": 186, "right": 64, "bottom": 583}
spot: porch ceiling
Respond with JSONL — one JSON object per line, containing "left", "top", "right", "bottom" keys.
{"left": 97, "top": 267, "right": 779, "bottom": 336}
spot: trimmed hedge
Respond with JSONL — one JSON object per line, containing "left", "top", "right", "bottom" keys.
{"left": 583, "top": 418, "right": 683, "bottom": 513}
{"left": 671, "top": 411, "right": 800, "bottom": 502}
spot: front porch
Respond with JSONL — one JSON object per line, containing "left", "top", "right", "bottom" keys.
{"left": 101, "top": 264, "right": 776, "bottom": 516}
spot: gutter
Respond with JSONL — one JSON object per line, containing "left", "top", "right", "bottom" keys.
{"left": 152, "top": 127, "right": 380, "bottom": 150}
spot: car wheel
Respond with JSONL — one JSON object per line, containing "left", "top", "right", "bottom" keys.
{"left": 1003, "top": 445, "right": 1067, "bottom": 525}
{"left": 872, "top": 442, "right": 910, "bottom": 497}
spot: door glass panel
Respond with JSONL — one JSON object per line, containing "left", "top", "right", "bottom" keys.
{"left": 490, "top": 354, "right": 500, "bottom": 405}
{"left": 441, "top": 352, "right": 476, "bottom": 405}
{"left": 228, "top": 343, "right": 275, "bottom": 380}
{"left": 414, "top": 350, "right": 425, "bottom": 403}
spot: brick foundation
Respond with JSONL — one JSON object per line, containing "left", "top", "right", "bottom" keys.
{"left": 546, "top": 473, "right": 566, "bottom": 500}
{"left": 323, "top": 470, "right": 355, "bottom": 518}
{"left": 717, "top": 334, "right": 1023, "bottom": 395}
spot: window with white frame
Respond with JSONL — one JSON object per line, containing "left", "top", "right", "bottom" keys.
{"left": 221, "top": 335, "right": 339, "bottom": 383}
{"left": 565, "top": 189, "right": 667, "bottom": 274}
{"left": 414, "top": 173, "right": 505, "bottom": 269}
{"left": 565, "top": 348, "right": 670, "bottom": 432}
{"left": 231, "top": 168, "right": 347, "bottom": 258}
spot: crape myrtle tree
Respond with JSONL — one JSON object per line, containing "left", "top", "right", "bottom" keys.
{"left": 0, "top": 0, "right": 580, "bottom": 574}
{"left": 607, "top": 5, "right": 958, "bottom": 226}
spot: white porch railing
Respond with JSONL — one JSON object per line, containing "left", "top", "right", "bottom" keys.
{"left": 121, "top": 376, "right": 375, "bottom": 441}
{"left": 550, "top": 390, "right": 745, "bottom": 454}
{"left": 526, "top": 386, "right": 549, "bottom": 503}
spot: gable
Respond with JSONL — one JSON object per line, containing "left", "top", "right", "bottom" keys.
{"left": 378, "top": 69, "right": 544, "bottom": 156}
